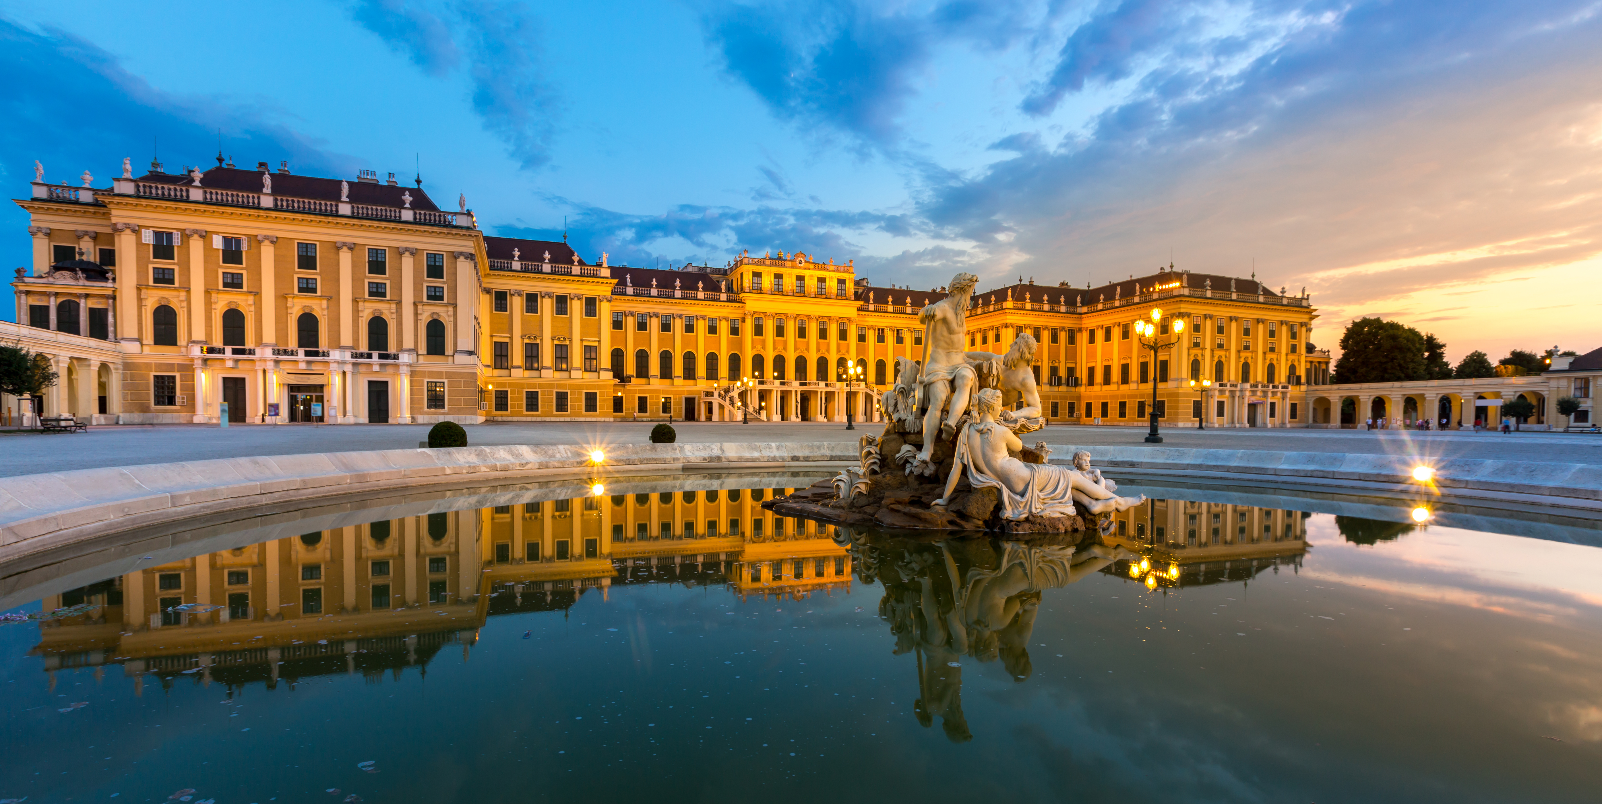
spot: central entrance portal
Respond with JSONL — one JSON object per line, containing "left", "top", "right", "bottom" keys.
{"left": 222, "top": 377, "right": 247, "bottom": 423}
{"left": 368, "top": 381, "right": 390, "bottom": 423}
{"left": 288, "top": 384, "right": 325, "bottom": 423}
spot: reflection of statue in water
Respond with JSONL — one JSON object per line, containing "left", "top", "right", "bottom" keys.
{"left": 935, "top": 389, "right": 1145, "bottom": 519}
{"left": 841, "top": 527, "right": 1133, "bottom": 741}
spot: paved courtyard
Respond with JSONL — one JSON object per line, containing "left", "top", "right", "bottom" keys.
{"left": 0, "top": 421, "right": 1596, "bottom": 478}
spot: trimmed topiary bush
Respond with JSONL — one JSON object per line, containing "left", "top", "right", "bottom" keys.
{"left": 428, "top": 421, "right": 467, "bottom": 448}
{"left": 650, "top": 423, "right": 677, "bottom": 444}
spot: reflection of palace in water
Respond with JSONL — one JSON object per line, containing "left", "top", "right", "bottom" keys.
{"left": 1098, "top": 498, "right": 1308, "bottom": 588}
{"left": 28, "top": 485, "right": 850, "bottom": 693}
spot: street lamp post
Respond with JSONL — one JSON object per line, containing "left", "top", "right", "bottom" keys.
{"left": 741, "top": 376, "right": 752, "bottom": 425}
{"left": 845, "top": 362, "right": 864, "bottom": 430}
{"left": 1189, "top": 378, "right": 1211, "bottom": 429}
{"left": 1135, "top": 308, "right": 1185, "bottom": 444}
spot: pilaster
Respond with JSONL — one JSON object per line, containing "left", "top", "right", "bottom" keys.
{"left": 185, "top": 229, "right": 207, "bottom": 344}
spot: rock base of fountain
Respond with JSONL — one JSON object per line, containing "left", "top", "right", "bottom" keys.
{"left": 765, "top": 425, "right": 1095, "bottom": 537}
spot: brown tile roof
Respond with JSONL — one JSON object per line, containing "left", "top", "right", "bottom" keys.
{"left": 857, "top": 285, "right": 946, "bottom": 309}
{"left": 483, "top": 235, "right": 584, "bottom": 265}
{"left": 1549, "top": 347, "right": 1602, "bottom": 373}
{"left": 136, "top": 167, "right": 444, "bottom": 211}
{"left": 973, "top": 269, "right": 1277, "bottom": 308}
{"left": 612, "top": 266, "right": 734, "bottom": 293}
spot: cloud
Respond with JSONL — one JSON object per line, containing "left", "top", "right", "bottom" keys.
{"left": 1021, "top": 0, "right": 1198, "bottom": 116}
{"left": 348, "top": 0, "right": 460, "bottom": 75}
{"left": 696, "top": 0, "right": 1033, "bottom": 147}
{"left": 347, "top": 0, "right": 559, "bottom": 170}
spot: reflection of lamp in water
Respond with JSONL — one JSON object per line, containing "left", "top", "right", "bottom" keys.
{"left": 1144, "top": 573, "right": 1159, "bottom": 590}
{"left": 590, "top": 450, "right": 606, "bottom": 464}
{"left": 1138, "top": 556, "right": 1150, "bottom": 573}
{"left": 1411, "top": 465, "right": 1434, "bottom": 482}
{"left": 1411, "top": 506, "right": 1431, "bottom": 523}
{"left": 591, "top": 483, "right": 605, "bottom": 496}
{"left": 1128, "top": 562, "right": 1142, "bottom": 578}
{"left": 1167, "top": 563, "right": 1180, "bottom": 580}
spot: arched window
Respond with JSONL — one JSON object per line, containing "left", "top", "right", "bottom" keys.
{"left": 728, "top": 353, "right": 742, "bottom": 381}
{"left": 427, "top": 512, "right": 448, "bottom": 541}
{"left": 817, "top": 356, "right": 828, "bottom": 383}
{"left": 222, "top": 308, "right": 246, "bottom": 346}
{"left": 683, "top": 351, "right": 697, "bottom": 381}
{"left": 1266, "top": 363, "right": 1277, "bottom": 384}
{"left": 1214, "top": 360, "right": 1225, "bottom": 383}
{"left": 56, "top": 299, "right": 80, "bottom": 335}
{"left": 152, "top": 305, "right": 178, "bottom": 346}
{"left": 795, "top": 355, "right": 808, "bottom": 382}
{"left": 300, "top": 532, "right": 322, "bottom": 547}
{"left": 875, "top": 359, "right": 887, "bottom": 385}
{"left": 425, "top": 319, "right": 446, "bottom": 355}
{"left": 752, "top": 354, "right": 766, "bottom": 380}
{"left": 1190, "top": 358, "right": 1200, "bottom": 381}
{"left": 836, "top": 357, "right": 847, "bottom": 381}
{"left": 367, "top": 316, "right": 389, "bottom": 352}
{"left": 635, "top": 349, "right": 649, "bottom": 378}
{"left": 1240, "top": 361, "right": 1251, "bottom": 382}
{"left": 856, "top": 358, "right": 868, "bottom": 379}
{"left": 611, "top": 348, "right": 625, "bottom": 376}
{"left": 773, "top": 356, "right": 786, "bottom": 381}
{"left": 659, "top": 350, "right": 673, "bottom": 379}
{"left": 297, "top": 312, "right": 319, "bottom": 349}
{"left": 706, "top": 352, "right": 719, "bottom": 381}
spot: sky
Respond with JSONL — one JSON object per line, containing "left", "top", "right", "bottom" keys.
{"left": 1, "top": 0, "right": 1598, "bottom": 361}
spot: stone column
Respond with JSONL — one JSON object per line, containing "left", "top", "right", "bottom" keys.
{"left": 453, "top": 251, "right": 477, "bottom": 363}
{"left": 398, "top": 368, "right": 412, "bottom": 423}
{"left": 1461, "top": 392, "right": 1477, "bottom": 429}
{"left": 48, "top": 291, "right": 57, "bottom": 331}
{"left": 256, "top": 236, "right": 278, "bottom": 345}
{"left": 343, "top": 365, "right": 356, "bottom": 424}
{"left": 342, "top": 527, "right": 357, "bottom": 612}
{"left": 599, "top": 295, "right": 613, "bottom": 380}
{"left": 398, "top": 246, "right": 416, "bottom": 351}
{"left": 335, "top": 242, "right": 355, "bottom": 348}
{"left": 193, "top": 360, "right": 208, "bottom": 423}
{"left": 264, "top": 538, "right": 281, "bottom": 618}
{"left": 185, "top": 229, "right": 208, "bottom": 344}
{"left": 28, "top": 225, "right": 51, "bottom": 277}
{"left": 114, "top": 224, "right": 140, "bottom": 348}
{"left": 79, "top": 359, "right": 99, "bottom": 418}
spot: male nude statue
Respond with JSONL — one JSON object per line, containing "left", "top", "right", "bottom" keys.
{"left": 914, "top": 272, "right": 980, "bottom": 471}
{"left": 981, "top": 332, "right": 1043, "bottom": 431}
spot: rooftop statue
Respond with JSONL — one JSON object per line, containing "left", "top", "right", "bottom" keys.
{"left": 122, "top": 157, "right": 132, "bottom": 179}
{"left": 340, "top": 180, "right": 349, "bottom": 201}
{"left": 34, "top": 161, "right": 43, "bottom": 182}
{"left": 262, "top": 173, "right": 272, "bottom": 193}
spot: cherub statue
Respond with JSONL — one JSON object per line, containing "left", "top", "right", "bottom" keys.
{"left": 934, "top": 389, "right": 1144, "bottom": 519}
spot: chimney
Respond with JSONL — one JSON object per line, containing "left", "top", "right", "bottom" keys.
{"left": 278, "top": 161, "right": 290, "bottom": 174}
{"left": 358, "top": 169, "right": 379, "bottom": 184}
{"left": 386, "top": 172, "right": 398, "bottom": 186}
{"left": 257, "top": 161, "right": 269, "bottom": 172}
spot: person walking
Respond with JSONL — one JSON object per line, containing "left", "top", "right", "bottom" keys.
{"left": 1500, "top": 417, "right": 1510, "bottom": 435}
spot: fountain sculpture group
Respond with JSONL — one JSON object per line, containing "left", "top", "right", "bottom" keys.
{"left": 769, "top": 273, "right": 1145, "bottom": 535}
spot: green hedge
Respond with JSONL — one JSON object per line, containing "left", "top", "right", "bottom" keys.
{"left": 650, "top": 423, "right": 677, "bottom": 444}
{"left": 428, "top": 421, "right": 467, "bottom": 448}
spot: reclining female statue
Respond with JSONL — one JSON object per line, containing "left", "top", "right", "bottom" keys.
{"left": 933, "top": 388, "right": 1145, "bottom": 520}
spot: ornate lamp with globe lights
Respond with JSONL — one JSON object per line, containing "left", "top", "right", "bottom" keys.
{"left": 1135, "top": 308, "right": 1185, "bottom": 443}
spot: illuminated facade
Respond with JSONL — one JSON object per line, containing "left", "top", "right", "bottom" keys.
{"left": 12, "top": 159, "right": 1329, "bottom": 427}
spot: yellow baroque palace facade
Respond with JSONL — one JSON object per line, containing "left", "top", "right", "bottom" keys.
{"left": 11, "top": 158, "right": 1329, "bottom": 427}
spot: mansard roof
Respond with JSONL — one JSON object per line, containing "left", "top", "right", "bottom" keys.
{"left": 483, "top": 235, "right": 584, "bottom": 265}
{"left": 612, "top": 265, "right": 730, "bottom": 292}
{"left": 973, "top": 268, "right": 1279, "bottom": 309}
{"left": 857, "top": 285, "right": 946, "bottom": 309}
{"left": 136, "top": 166, "right": 444, "bottom": 211}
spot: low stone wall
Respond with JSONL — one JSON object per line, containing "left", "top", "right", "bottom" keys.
{"left": 1, "top": 441, "right": 1595, "bottom": 566}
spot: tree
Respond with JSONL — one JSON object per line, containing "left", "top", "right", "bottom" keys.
{"left": 1454, "top": 350, "right": 1497, "bottom": 379}
{"left": 1335, "top": 515, "right": 1416, "bottom": 546}
{"left": 0, "top": 344, "right": 59, "bottom": 422}
{"left": 1556, "top": 396, "right": 1581, "bottom": 429}
{"left": 1332, "top": 318, "right": 1426, "bottom": 384}
{"left": 1499, "top": 349, "right": 1546, "bottom": 375}
{"left": 1502, "top": 395, "right": 1536, "bottom": 430}
{"left": 1423, "top": 334, "right": 1453, "bottom": 379}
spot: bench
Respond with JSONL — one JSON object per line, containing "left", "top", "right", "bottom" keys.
{"left": 39, "top": 416, "right": 88, "bottom": 433}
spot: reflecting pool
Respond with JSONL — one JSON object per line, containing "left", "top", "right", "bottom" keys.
{"left": 1, "top": 476, "right": 1598, "bottom": 803}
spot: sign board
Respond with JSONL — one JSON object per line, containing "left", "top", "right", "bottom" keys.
{"left": 267, "top": 403, "right": 280, "bottom": 417}
{"left": 219, "top": 402, "right": 229, "bottom": 427}
{"left": 311, "top": 402, "right": 323, "bottom": 418}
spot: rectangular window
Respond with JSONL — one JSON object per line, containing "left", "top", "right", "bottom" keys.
{"left": 426, "top": 381, "right": 445, "bottom": 410}
{"left": 838, "top": 322, "right": 848, "bottom": 341}
{"left": 153, "top": 266, "right": 175, "bottom": 285}
{"left": 1193, "top": 399, "right": 1203, "bottom": 418}
{"left": 159, "top": 572, "right": 182, "bottom": 591}
{"left": 153, "top": 375, "right": 177, "bottom": 406}
{"left": 371, "top": 584, "right": 390, "bottom": 610}
{"left": 1139, "top": 362, "right": 1148, "bottom": 383}
{"left": 750, "top": 272, "right": 763, "bottom": 291}
{"left": 754, "top": 317, "right": 765, "bottom": 337}
{"left": 555, "top": 391, "right": 569, "bottom": 413}
{"left": 685, "top": 316, "right": 696, "bottom": 334}
{"left": 1158, "top": 360, "right": 1168, "bottom": 382}
{"left": 425, "top": 252, "right": 445, "bottom": 279}
{"left": 1051, "top": 401, "right": 1060, "bottom": 418}
{"left": 296, "top": 242, "right": 317, "bottom": 271}
{"left": 494, "top": 389, "right": 508, "bottom": 411}
{"left": 367, "top": 248, "right": 387, "bottom": 275}
{"left": 1100, "top": 365, "right": 1110, "bottom": 386}
{"left": 524, "top": 342, "right": 539, "bottom": 370}
{"left": 428, "top": 580, "right": 448, "bottom": 603}
{"left": 708, "top": 318, "right": 719, "bottom": 335}
{"left": 895, "top": 329, "right": 905, "bottom": 345}
{"left": 1216, "top": 399, "right": 1226, "bottom": 418}
{"left": 493, "top": 290, "right": 508, "bottom": 312}
{"left": 1121, "top": 324, "right": 1131, "bottom": 340}
{"left": 1104, "top": 326, "right": 1113, "bottom": 341}
{"left": 775, "top": 318, "right": 785, "bottom": 339}
{"left": 1269, "top": 323, "right": 1277, "bottom": 338}
{"left": 857, "top": 326, "right": 867, "bottom": 343}
{"left": 772, "top": 274, "right": 784, "bottom": 292}
{"left": 794, "top": 276, "right": 805, "bottom": 294}
{"left": 526, "top": 541, "right": 541, "bottom": 561}
{"left": 1289, "top": 402, "right": 1298, "bottom": 420}
{"left": 1216, "top": 319, "right": 1225, "bottom": 335}
{"left": 1049, "top": 328, "right": 1059, "bottom": 344}
{"left": 219, "top": 236, "right": 245, "bottom": 265}
{"left": 301, "top": 587, "right": 322, "bottom": 615}
{"left": 1243, "top": 322, "right": 1252, "bottom": 337}
{"left": 493, "top": 341, "right": 509, "bottom": 369}
{"left": 612, "top": 394, "right": 623, "bottom": 413}
{"left": 1033, "top": 327, "right": 1041, "bottom": 342}
{"left": 660, "top": 314, "right": 673, "bottom": 333}
{"left": 816, "top": 277, "right": 826, "bottom": 295}
{"left": 426, "top": 285, "right": 445, "bottom": 301}
{"left": 1087, "top": 328, "right": 1096, "bottom": 344}
{"left": 1137, "top": 400, "right": 1146, "bottom": 419}
{"left": 370, "top": 560, "right": 391, "bottom": 578}
{"left": 584, "top": 345, "right": 598, "bottom": 372}
{"left": 227, "top": 569, "right": 250, "bottom": 585}
{"left": 554, "top": 344, "right": 569, "bottom": 371}
{"left": 584, "top": 391, "right": 598, "bottom": 412}
{"left": 836, "top": 278, "right": 847, "bottom": 297}
{"left": 97, "top": 247, "right": 116, "bottom": 266}
{"left": 53, "top": 244, "right": 76, "bottom": 263}
{"left": 297, "top": 276, "right": 317, "bottom": 294}
{"left": 554, "top": 294, "right": 569, "bottom": 316}
{"left": 729, "top": 318, "right": 740, "bottom": 337}
{"left": 221, "top": 271, "right": 244, "bottom": 289}
{"left": 522, "top": 293, "right": 539, "bottom": 315}
{"left": 612, "top": 311, "right": 624, "bottom": 330}
{"left": 367, "top": 281, "right": 386, "bottom": 298}
{"left": 428, "top": 556, "right": 447, "bottom": 574}
{"left": 636, "top": 395, "right": 647, "bottom": 413}
{"left": 151, "top": 230, "right": 178, "bottom": 261}
{"left": 585, "top": 296, "right": 597, "bottom": 317}
{"left": 525, "top": 390, "right": 540, "bottom": 412}
{"left": 1119, "top": 400, "right": 1129, "bottom": 418}
{"left": 1120, "top": 364, "right": 1130, "bottom": 384}
{"left": 1100, "top": 401, "right": 1109, "bottom": 418}
{"left": 876, "top": 328, "right": 886, "bottom": 344}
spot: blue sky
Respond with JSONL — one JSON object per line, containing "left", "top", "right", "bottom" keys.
{"left": 2, "top": 0, "right": 1598, "bottom": 359}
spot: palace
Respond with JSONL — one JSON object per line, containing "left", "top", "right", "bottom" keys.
{"left": 7, "top": 156, "right": 1354, "bottom": 428}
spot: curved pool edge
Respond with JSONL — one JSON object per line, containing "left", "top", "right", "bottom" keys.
{"left": 1, "top": 442, "right": 1596, "bottom": 566}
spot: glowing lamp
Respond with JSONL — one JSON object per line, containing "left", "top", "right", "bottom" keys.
{"left": 1174, "top": 319, "right": 1185, "bottom": 332}
{"left": 591, "top": 483, "right": 605, "bottom": 496}
{"left": 590, "top": 450, "right": 606, "bottom": 464}
{"left": 1151, "top": 308, "right": 1162, "bottom": 322}
{"left": 1411, "top": 465, "right": 1434, "bottom": 482}
{"left": 1411, "top": 506, "right": 1431, "bottom": 523}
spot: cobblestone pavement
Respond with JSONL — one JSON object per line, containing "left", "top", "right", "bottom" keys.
{"left": 0, "top": 421, "right": 1596, "bottom": 478}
